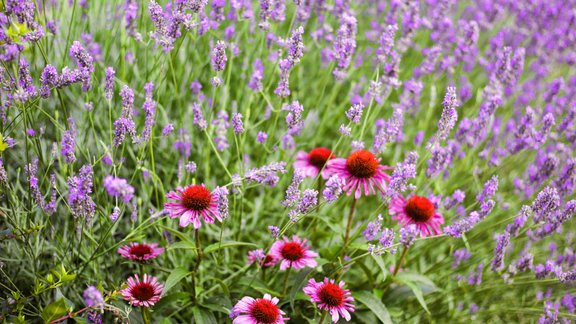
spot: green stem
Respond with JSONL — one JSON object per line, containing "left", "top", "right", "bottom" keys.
{"left": 341, "top": 198, "right": 358, "bottom": 257}
{"left": 393, "top": 246, "right": 410, "bottom": 276}
{"left": 142, "top": 307, "right": 151, "bottom": 324}
{"left": 282, "top": 264, "right": 292, "bottom": 296}
{"left": 318, "top": 310, "right": 328, "bottom": 324}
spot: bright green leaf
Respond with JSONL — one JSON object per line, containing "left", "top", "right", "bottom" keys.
{"left": 163, "top": 267, "right": 191, "bottom": 294}
{"left": 41, "top": 298, "right": 69, "bottom": 323}
{"left": 353, "top": 291, "right": 392, "bottom": 324}
{"left": 203, "top": 241, "right": 257, "bottom": 254}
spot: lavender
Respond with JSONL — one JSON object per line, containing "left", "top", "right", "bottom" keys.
{"left": 67, "top": 164, "right": 96, "bottom": 221}
{"left": 211, "top": 41, "right": 227, "bottom": 72}
{"left": 434, "top": 87, "right": 458, "bottom": 143}
{"left": 477, "top": 175, "right": 499, "bottom": 203}
{"left": 345, "top": 103, "right": 364, "bottom": 124}
{"left": 323, "top": 175, "right": 344, "bottom": 203}
{"left": 40, "top": 65, "right": 58, "bottom": 98}
{"left": 232, "top": 113, "right": 244, "bottom": 135}
{"left": 192, "top": 102, "right": 207, "bottom": 130}
{"left": 110, "top": 207, "right": 121, "bottom": 222}
{"left": 83, "top": 286, "right": 104, "bottom": 308}
{"left": 376, "top": 24, "right": 398, "bottom": 65}
{"left": 288, "top": 189, "right": 318, "bottom": 222}
{"left": 452, "top": 248, "right": 471, "bottom": 269}
{"left": 399, "top": 224, "right": 418, "bottom": 247}
{"left": 124, "top": 0, "right": 141, "bottom": 40}
{"left": 61, "top": 118, "right": 77, "bottom": 164}
{"left": 491, "top": 232, "right": 510, "bottom": 272}
{"left": 69, "top": 41, "right": 94, "bottom": 91}
{"left": 104, "top": 67, "right": 115, "bottom": 100}
{"left": 283, "top": 101, "right": 304, "bottom": 136}
{"left": 138, "top": 82, "right": 156, "bottom": 143}
{"left": 17, "top": 58, "right": 36, "bottom": 102}
{"left": 268, "top": 225, "right": 280, "bottom": 239}
{"left": 113, "top": 85, "right": 137, "bottom": 146}
{"left": 363, "top": 215, "right": 382, "bottom": 241}
{"left": 282, "top": 170, "right": 305, "bottom": 207}
{"left": 103, "top": 176, "right": 135, "bottom": 203}
{"left": 274, "top": 27, "right": 304, "bottom": 97}
{"left": 256, "top": 131, "right": 268, "bottom": 144}
{"left": 248, "top": 59, "right": 265, "bottom": 91}
{"left": 213, "top": 186, "right": 230, "bottom": 219}
{"left": 333, "top": 13, "right": 357, "bottom": 79}
{"left": 213, "top": 110, "right": 230, "bottom": 151}
{"left": 245, "top": 161, "right": 287, "bottom": 187}
{"left": 531, "top": 186, "right": 560, "bottom": 223}
{"left": 386, "top": 151, "right": 418, "bottom": 198}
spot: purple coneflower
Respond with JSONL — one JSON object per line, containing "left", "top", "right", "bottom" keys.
{"left": 164, "top": 185, "right": 223, "bottom": 228}
{"left": 121, "top": 274, "right": 163, "bottom": 307}
{"left": 389, "top": 195, "right": 445, "bottom": 237}
{"left": 269, "top": 235, "right": 318, "bottom": 270}
{"left": 118, "top": 242, "right": 165, "bottom": 261}
{"left": 303, "top": 278, "right": 355, "bottom": 322}
{"left": 326, "top": 150, "right": 392, "bottom": 199}
{"left": 247, "top": 249, "right": 278, "bottom": 268}
{"left": 230, "top": 294, "right": 289, "bottom": 324}
{"left": 293, "top": 147, "right": 335, "bottom": 179}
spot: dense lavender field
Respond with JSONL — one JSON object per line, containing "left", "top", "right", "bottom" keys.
{"left": 1, "top": 0, "right": 576, "bottom": 323}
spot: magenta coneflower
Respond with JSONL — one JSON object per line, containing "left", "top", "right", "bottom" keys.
{"left": 121, "top": 274, "right": 164, "bottom": 307}
{"left": 303, "top": 278, "right": 355, "bottom": 323}
{"left": 294, "top": 147, "right": 336, "bottom": 179}
{"left": 118, "top": 242, "right": 165, "bottom": 261}
{"left": 269, "top": 236, "right": 318, "bottom": 270}
{"left": 247, "top": 249, "right": 278, "bottom": 268}
{"left": 326, "top": 150, "right": 392, "bottom": 199}
{"left": 390, "top": 195, "right": 445, "bottom": 237}
{"left": 230, "top": 294, "right": 289, "bottom": 324}
{"left": 164, "top": 185, "right": 222, "bottom": 228}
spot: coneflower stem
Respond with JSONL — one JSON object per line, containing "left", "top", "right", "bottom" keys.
{"left": 342, "top": 198, "right": 358, "bottom": 256}
{"left": 195, "top": 229, "right": 203, "bottom": 268}
{"left": 393, "top": 246, "right": 410, "bottom": 276}
{"left": 319, "top": 310, "right": 328, "bottom": 324}
{"left": 142, "top": 307, "right": 151, "bottom": 324}
{"left": 282, "top": 264, "right": 292, "bottom": 296}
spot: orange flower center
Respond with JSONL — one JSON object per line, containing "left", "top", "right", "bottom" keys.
{"left": 318, "top": 283, "right": 345, "bottom": 307}
{"left": 404, "top": 196, "right": 435, "bottom": 222}
{"left": 308, "top": 147, "right": 334, "bottom": 168}
{"left": 250, "top": 299, "right": 280, "bottom": 323}
{"left": 181, "top": 185, "right": 212, "bottom": 211}
{"left": 346, "top": 150, "right": 379, "bottom": 178}
{"left": 280, "top": 242, "right": 305, "bottom": 261}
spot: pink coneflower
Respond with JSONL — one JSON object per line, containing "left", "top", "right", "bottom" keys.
{"left": 294, "top": 147, "right": 335, "bottom": 179}
{"left": 303, "top": 278, "right": 355, "bottom": 322}
{"left": 230, "top": 294, "right": 289, "bottom": 324}
{"left": 269, "top": 236, "right": 318, "bottom": 270}
{"left": 121, "top": 274, "right": 163, "bottom": 307}
{"left": 389, "top": 195, "right": 445, "bottom": 237}
{"left": 164, "top": 185, "right": 222, "bottom": 228}
{"left": 118, "top": 242, "right": 164, "bottom": 261}
{"left": 247, "top": 249, "right": 278, "bottom": 268}
{"left": 326, "top": 150, "right": 392, "bottom": 199}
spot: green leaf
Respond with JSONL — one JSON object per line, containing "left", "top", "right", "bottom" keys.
{"left": 192, "top": 306, "right": 217, "bottom": 324}
{"left": 203, "top": 241, "right": 257, "bottom": 254}
{"left": 41, "top": 298, "right": 69, "bottom": 323}
{"left": 167, "top": 241, "right": 198, "bottom": 251}
{"left": 163, "top": 267, "right": 192, "bottom": 294}
{"left": 353, "top": 291, "right": 392, "bottom": 324}
{"left": 403, "top": 281, "right": 430, "bottom": 314}
{"left": 395, "top": 273, "right": 439, "bottom": 291}
{"left": 371, "top": 254, "right": 388, "bottom": 283}
{"left": 289, "top": 268, "right": 313, "bottom": 309}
